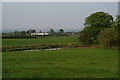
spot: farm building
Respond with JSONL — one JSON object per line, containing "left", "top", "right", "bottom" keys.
{"left": 31, "top": 32, "right": 49, "bottom": 36}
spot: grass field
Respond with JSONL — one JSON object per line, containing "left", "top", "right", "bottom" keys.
{"left": 2, "top": 48, "right": 118, "bottom": 78}
{"left": 2, "top": 35, "right": 80, "bottom": 47}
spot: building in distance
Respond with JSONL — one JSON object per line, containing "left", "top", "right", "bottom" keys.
{"left": 31, "top": 32, "right": 49, "bottom": 36}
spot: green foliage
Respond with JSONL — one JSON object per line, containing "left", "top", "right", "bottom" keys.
{"left": 84, "top": 12, "right": 114, "bottom": 28}
{"left": 112, "top": 15, "right": 120, "bottom": 31}
{"left": 3, "top": 48, "right": 118, "bottom": 78}
{"left": 27, "top": 29, "right": 36, "bottom": 34}
{"left": 79, "top": 12, "right": 114, "bottom": 45}
{"left": 78, "top": 30, "right": 92, "bottom": 45}
{"left": 14, "top": 31, "right": 27, "bottom": 36}
{"left": 2, "top": 31, "right": 27, "bottom": 37}
{"left": 58, "top": 29, "right": 64, "bottom": 35}
{"left": 2, "top": 35, "right": 36, "bottom": 39}
{"left": 49, "top": 28, "right": 55, "bottom": 35}
{"left": 97, "top": 28, "right": 118, "bottom": 47}
{"left": 20, "top": 31, "right": 27, "bottom": 35}
{"left": 97, "top": 15, "right": 119, "bottom": 47}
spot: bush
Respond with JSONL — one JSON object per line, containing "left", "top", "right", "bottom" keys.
{"left": 2, "top": 35, "right": 36, "bottom": 39}
{"left": 97, "top": 28, "right": 118, "bottom": 47}
{"left": 41, "top": 46, "right": 49, "bottom": 49}
{"left": 78, "top": 30, "right": 92, "bottom": 45}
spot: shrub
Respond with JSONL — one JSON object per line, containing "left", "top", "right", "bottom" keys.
{"left": 97, "top": 28, "right": 118, "bottom": 47}
{"left": 78, "top": 30, "right": 92, "bottom": 45}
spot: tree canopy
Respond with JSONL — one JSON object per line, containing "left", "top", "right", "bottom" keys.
{"left": 59, "top": 29, "right": 64, "bottom": 33}
{"left": 79, "top": 12, "right": 114, "bottom": 45}
{"left": 58, "top": 29, "right": 64, "bottom": 35}
{"left": 84, "top": 12, "right": 114, "bottom": 28}
{"left": 49, "top": 28, "right": 55, "bottom": 35}
{"left": 97, "top": 15, "right": 119, "bottom": 47}
{"left": 112, "top": 15, "right": 120, "bottom": 31}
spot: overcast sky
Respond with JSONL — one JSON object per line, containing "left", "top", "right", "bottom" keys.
{"left": 2, "top": 2, "right": 118, "bottom": 32}
{"left": 0, "top": 3, "right": 2, "bottom": 33}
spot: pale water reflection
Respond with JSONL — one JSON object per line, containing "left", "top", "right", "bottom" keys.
{"left": 25, "top": 48, "right": 62, "bottom": 51}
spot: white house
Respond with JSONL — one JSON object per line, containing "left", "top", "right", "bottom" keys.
{"left": 31, "top": 32, "right": 49, "bottom": 36}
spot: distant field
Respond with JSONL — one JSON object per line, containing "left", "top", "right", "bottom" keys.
{"left": 2, "top": 35, "right": 80, "bottom": 47}
{"left": 2, "top": 48, "right": 118, "bottom": 78}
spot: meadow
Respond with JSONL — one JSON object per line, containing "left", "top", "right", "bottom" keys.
{"left": 2, "top": 35, "right": 80, "bottom": 47}
{"left": 2, "top": 48, "right": 118, "bottom": 78}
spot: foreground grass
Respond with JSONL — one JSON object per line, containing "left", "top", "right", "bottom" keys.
{"left": 2, "top": 48, "right": 118, "bottom": 78}
{"left": 2, "top": 35, "right": 79, "bottom": 47}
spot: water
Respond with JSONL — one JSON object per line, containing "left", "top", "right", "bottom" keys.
{"left": 25, "top": 48, "right": 62, "bottom": 51}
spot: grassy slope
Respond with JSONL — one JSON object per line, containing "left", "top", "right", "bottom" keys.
{"left": 2, "top": 48, "right": 118, "bottom": 78}
{"left": 2, "top": 35, "right": 80, "bottom": 47}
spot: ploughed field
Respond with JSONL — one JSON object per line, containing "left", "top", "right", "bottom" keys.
{"left": 2, "top": 35, "right": 80, "bottom": 47}
{"left": 2, "top": 48, "right": 118, "bottom": 78}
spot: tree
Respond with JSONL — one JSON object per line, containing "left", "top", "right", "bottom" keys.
{"left": 111, "top": 15, "right": 120, "bottom": 46}
{"left": 14, "top": 31, "right": 20, "bottom": 36}
{"left": 112, "top": 15, "right": 120, "bottom": 31}
{"left": 27, "top": 29, "right": 36, "bottom": 34}
{"left": 83, "top": 26, "right": 102, "bottom": 40}
{"left": 20, "top": 31, "right": 27, "bottom": 35}
{"left": 97, "top": 15, "right": 119, "bottom": 47}
{"left": 49, "top": 28, "right": 54, "bottom": 36}
{"left": 78, "top": 30, "right": 92, "bottom": 45}
{"left": 32, "top": 29, "right": 36, "bottom": 33}
{"left": 97, "top": 28, "right": 118, "bottom": 47}
{"left": 58, "top": 29, "right": 64, "bottom": 35}
{"left": 39, "top": 30, "right": 42, "bottom": 33}
{"left": 84, "top": 12, "right": 114, "bottom": 28}
{"left": 79, "top": 12, "right": 114, "bottom": 45}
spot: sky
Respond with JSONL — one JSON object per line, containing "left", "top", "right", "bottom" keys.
{"left": 118, "top": 1, "right": 120, "bottom": 15}
{"left": 2, "top": 2, "right": 118, "bottom": 32}
{"left": 0, "top": 3, "right": 2, "bottom": 33}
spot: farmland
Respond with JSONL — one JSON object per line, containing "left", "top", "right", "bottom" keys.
{"left": 2, "top": 48, "right": 118, "bottom": 78}
{"left": 2, "top": 3, "right": 119, "bottom": 79}
{"left": 2, "top": 35, "right": 80, "bottom": 47}
{"left": 2, "top": 35, "right": 118, "bottom": 78}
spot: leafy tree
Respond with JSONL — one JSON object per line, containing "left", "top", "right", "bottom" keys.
{"left": 20, "top": 31, "right": 27, "bottom": 35}
{"left": 32, "top": 29, "right": 36, "bottom": 33}
{"left": 97, "top": 27, "right": 118, "bottom": 47}
{"left": 112, "top": 15, "right": 120, "bottom": 31}
{"left": 83, "top": 26, "right": 102, "bottom": 40}
{"left": 79, "top": 12, "right": 114, "bottom": 45}
{"left": 97, "top": 15, "right": 119, "bottom": 47}
{"left": 39, "top": 30, "right": 42, "bottom": 33}
{"left": 85, "top": 12, "right": 114, "bottom": 28}
{"left": 111, "top": 15, "right": 120, "bottom": 46}
{"left": 49, "top": 28, "right": 54, "bottom": 35}
{"left": 58, "top": 29, "right": 64, "bottom": 35}
{"left": 14, "top": 31, "right": 20, "bottom": 35}
{"left": 27, "top": 29, "right": 36, "bottom": 34}
{"left": 78, "top": 30, "right": 92, "bottom": 45}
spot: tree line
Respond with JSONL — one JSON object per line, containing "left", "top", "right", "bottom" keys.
{"left": 2, "top": 28, "right": 65, "bottom": 38}
{"left": 78, "top": 11, "right": 119, "bottom": 47}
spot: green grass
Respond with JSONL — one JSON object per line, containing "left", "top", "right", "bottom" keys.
{"left": 2, "top": 48, "right": 118, "bottom": 78}
{"left": 2, "top": 35, "right": 80, "bottom": 47}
